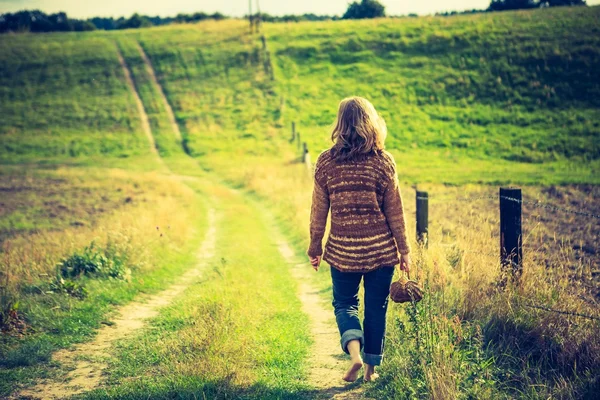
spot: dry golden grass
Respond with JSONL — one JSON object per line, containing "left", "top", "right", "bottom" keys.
{"left": 0, "top": 168, "right": 200, "bottom": 295}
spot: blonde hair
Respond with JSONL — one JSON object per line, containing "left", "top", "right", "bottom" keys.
{"left": 330, "top": 96, "right": 387, "bottom": 162}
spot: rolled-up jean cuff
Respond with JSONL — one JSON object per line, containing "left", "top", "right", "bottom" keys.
{"left": 340, "top": 329, "right": 364, "bottom": 354}
{"left": 363, "top": 352, "right": 383, "bottom": 366}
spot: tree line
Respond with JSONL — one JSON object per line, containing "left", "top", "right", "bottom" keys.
{"left": 0, "top": 9, "right": 343, "bottom": 34}
{"left": 489, "top": 0, "right": 585, "bottom": 11}
{"left": 0, "top": 0, "right": 588, "bottom": 35}
{"left": 341, "top": 0, "right": 586, "bottom": 18}
{"left": 0, "top": 10, "right": 228, "bottom": 34}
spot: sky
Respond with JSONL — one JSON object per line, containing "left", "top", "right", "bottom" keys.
{"left": 1, "top": 0, "right": 598, "bottom": 19}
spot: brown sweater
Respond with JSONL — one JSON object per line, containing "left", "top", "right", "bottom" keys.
{"left": 307, "top": 148, "right": 410, "bottom": 272}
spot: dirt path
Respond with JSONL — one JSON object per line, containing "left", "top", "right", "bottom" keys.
{"left": 14, "top": 209, "right": 217, "bottom": 400}
{"left": 136, "top": 42, "right": 183, "bottom": 145}
{"left": 132, "top": 38, "right": 366, "bottom": 397}
{"left": 274, "top": 235, "right": 367, "bottom": 399}
{"left": 116, "top": 47, "right": 162, "bottom": 161}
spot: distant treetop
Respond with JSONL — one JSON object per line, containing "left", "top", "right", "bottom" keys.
{"left": 342, "top": 0, "right": 386, "bottom": 19}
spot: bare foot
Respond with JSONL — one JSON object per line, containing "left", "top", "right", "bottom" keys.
{"left": 343, "top": 358, "right": 363, "bottom": 382}
{"left": 364, "top": 364, "right": 379, "bottom": 382}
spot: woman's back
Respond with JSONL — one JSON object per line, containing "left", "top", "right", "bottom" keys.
{"left": 308, "top": 148, "right": 410, "bottom": 272}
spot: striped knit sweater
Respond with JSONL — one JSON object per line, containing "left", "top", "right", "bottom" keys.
{"left": 307, "top": 148, "right": 410, "bottom": 272}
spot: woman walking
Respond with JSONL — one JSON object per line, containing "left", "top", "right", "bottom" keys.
{"left": 307, "top": 96, "right": 411, "bottom": 383}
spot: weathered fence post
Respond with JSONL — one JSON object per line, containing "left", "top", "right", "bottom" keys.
{"left": 263, "top": 50, "right": 270, "bottom": 75}
{"left": 297, "top": 132, "right": 301, "bottom": 151}
{"left": 302, "top": 142, "right": 312, "bottom": 170}
{"left": 416, "top": 191, "right": 429, "bottom": 247}
{"left": 500, "top": 187, "right": 522, "bottom": 280}
{"left": 290, "top": 121, "right": 296, "bottom": 142}
{"left": 266, "top": 50, "right": 274, "bottom": 80}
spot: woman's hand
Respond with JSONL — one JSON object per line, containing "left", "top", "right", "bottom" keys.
{"left": 400, "top": 253, "right": 411, "bottom": 275}
{"left": 309, "top": 255, "right": 321, "bottom": 271}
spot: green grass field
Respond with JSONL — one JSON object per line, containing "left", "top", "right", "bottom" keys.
{"left": 1, "top": 6, "right": 599, "bottom": 399}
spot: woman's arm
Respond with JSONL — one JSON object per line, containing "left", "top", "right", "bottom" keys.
{"left": 382, "top": 169, "right": 411, "bottom": 256}
{"left": 307, "top": 178, "right": 330, "bottom": 258}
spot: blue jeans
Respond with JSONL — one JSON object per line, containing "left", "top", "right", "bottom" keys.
{"left": 330, "top": 266, "right": 395, "bottom": 366}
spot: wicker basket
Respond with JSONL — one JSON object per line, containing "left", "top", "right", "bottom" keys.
{"left": 390, "top": 271, "right": 423, "bottom": 303}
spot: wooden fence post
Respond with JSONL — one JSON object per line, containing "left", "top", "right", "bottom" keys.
{"left": 261, "top": 35, "right": 267, "bottom": 50}
{"left": 303, "top": 142, "right": 312, "bottom": 169}
{"left": 500, "top": 187, "right": 522, "bottom": 280}
{"left": 297, "top": 132, "right": 301, "bottom": 151}
{"left": 290, "top": 122, "right": 295, "bottom": 142}
{"left": 266, "top": 50, "right": 274, "bottom": 80}
{"left": 416, "top": 191, "right": 428, "bottom": 247}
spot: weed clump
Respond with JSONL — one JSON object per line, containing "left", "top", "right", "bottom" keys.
{"left": 42, "top": 241, "right": 133, "bottom": 301}
{"left": 57, "top": 241, "right": 132, "bottom": 281}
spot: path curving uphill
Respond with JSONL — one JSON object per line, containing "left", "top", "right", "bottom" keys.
{"left": 116, "top": 46, "right": 162, "bottom": 161}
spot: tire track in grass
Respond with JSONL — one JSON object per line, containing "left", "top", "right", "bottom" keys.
{"left": 135, "top": 42, "right": 183, "bottom": 146}
{"left": 115, "top": 46, "right": 162, "bottom": 162}
{"left": 13, "top": 209, "right": 217, "bottom": 400}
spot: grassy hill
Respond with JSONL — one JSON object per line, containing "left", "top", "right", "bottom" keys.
{"left": 1, "top": 7, "right": 599, "bottom": 182}
{"left": 1, "top": 6, "right": 600, "bottom": 400}
{"left": 132, "top": 6, "right": 599, "bottom": 184}
{"left": 0, "top": 34, "right": 150, "bottom": 163}
{"left": 266, "top": 7, "right": 600, "bottom": 183}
